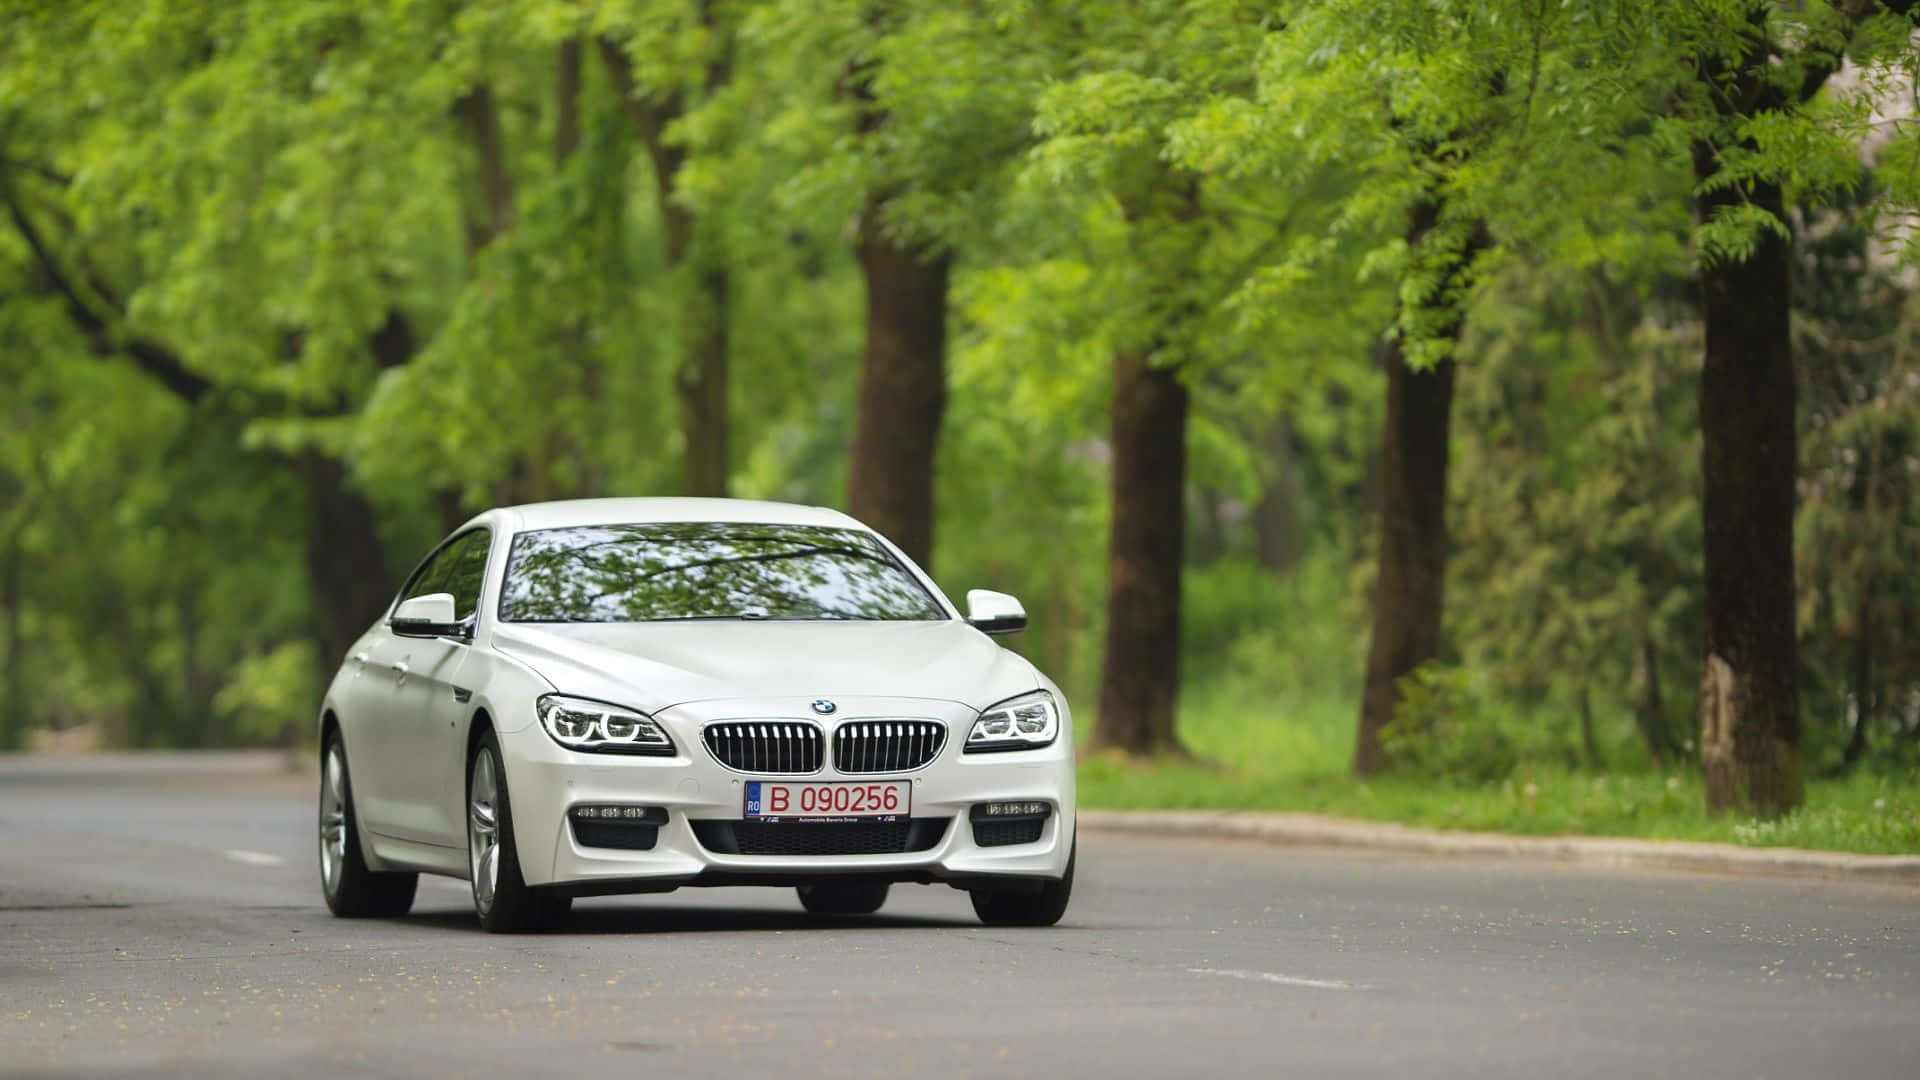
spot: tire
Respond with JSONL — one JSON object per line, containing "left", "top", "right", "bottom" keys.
{"left": 970, "top": 837, "right": 1074, "bottom": 927}
{"left": 467, "top": 731, "right": 570, "bottom": 933}
{"left": 796, "top": 879, "right": 891, "bottom": 916}
{"left": 319, "top": 735, "right": 418, "bottom": 918}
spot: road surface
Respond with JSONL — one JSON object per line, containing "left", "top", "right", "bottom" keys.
{"left": 1, "top": 756, "right": 1915, "bottom": 1078}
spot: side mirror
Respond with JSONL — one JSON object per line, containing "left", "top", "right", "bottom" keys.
{"left": 965, "top": 589, "right": 1028, "bottom": 635}
{"left": 391, "top": 593, "right": 465, "bottom": 638}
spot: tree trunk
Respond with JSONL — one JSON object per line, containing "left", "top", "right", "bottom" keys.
{"left": 1693, "top": 171, "right": 1803, "bottom": 816}
{"left": 1578, "top": 685, "right": 1602, "bottom": 770}
{"left": 0, "top": 525, "right": 22, "bottom": 751}
{"left": 848, "top": 215, "right": 950, "bottom": 567}
{"left": 1352, "top": 199, "right": 1478, "bottom": 776}
{"left": 553, "top": 39, "right": 583, "bottom": 163}
{"left": 1635, "top": 634, "right": 1671, "bottom": 764}
{"left": 451, "top": 83, "right": 516, "bottom": 256}
{"left": 1090, "top": 350, "right": 1189, "bottom": 757}
{"left": 302, "top": 453, "right": 398, "bottom": 671}
{"left": 1251, "top": 416, "right": 1301, "bottom": 573}
{"left": 678, "top": 265, "right": 731, "bottom": 497}
{"left": 1352, "top": 348, "right": 1457, "bottom": 775}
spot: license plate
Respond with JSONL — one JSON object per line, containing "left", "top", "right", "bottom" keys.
{"left": 744, "top": 780, "right": 910, "bottom": 823}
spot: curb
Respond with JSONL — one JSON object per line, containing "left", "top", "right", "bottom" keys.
{"left": 1078, "top": 809, "right": 1920, "bottom": 888}
{"left": 0, "top": 750, "right": 306, "bottom": 779}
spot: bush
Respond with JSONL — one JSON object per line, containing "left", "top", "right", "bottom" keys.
{"left": 1380, "top": 663, "right": 1521, "bottom": 784}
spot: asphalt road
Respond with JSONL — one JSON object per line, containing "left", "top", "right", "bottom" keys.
{"left": 1, "top": 757, "right": 1915, "bottom": 1079}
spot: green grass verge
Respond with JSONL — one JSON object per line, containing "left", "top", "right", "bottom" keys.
{"left": 1074, "top": 686, "right": 1920, "bottom": 856}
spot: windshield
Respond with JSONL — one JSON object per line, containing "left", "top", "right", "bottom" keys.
{"left": 498, "top": 522, "right": 947, "bottom": 623}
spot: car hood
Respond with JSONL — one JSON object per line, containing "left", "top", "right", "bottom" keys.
{"left": 490, "top": 620, "right": 1038, "bottom": 714}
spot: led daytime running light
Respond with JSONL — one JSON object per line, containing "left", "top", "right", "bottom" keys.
{"left": 537, "top": 694, "right": 675, "bottom": 756}
{"left": 963, "top": 690, "right": 1060, "bottom": 753}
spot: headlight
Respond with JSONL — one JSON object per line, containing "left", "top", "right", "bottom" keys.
{"left": 963, "top": 689, "right": 1059, "bottom": 753}
{"left": 537, "top": 694, "right": 675, "bottom": 756}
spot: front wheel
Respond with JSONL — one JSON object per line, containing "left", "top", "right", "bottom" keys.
{"left": 319, "top": 736, "right": 418, "bottom": 917}
{"left": 970, "top": 838, "right": 1074, "bottom": 927}
{"left": 797, "top": 879, "right": 891, "bottom": 916}
{"left": 468, "top": 732, "right": 570, "bottom": 933}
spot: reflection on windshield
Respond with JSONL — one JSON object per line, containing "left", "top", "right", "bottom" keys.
{"left": 499, "top": 523, "right": 947, "bottom": 623}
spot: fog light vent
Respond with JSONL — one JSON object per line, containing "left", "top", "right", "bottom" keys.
{"left": 971, "top": 801, "right": 1052, "bottom": 820}
{"left": 569, "top": 805, "right": 668, "bottom": 851}
{"left": 969, "top": 801, "right": 1051, "bottom": 847}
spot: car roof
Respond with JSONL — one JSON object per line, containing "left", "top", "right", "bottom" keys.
{"left": 498, "top": 497, "right": 865, "bottom": 533}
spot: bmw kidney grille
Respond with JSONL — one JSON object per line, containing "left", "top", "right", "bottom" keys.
{"left": 703, "top": 722, "right": 825, "bottom": 774}
{"left": 832, "top": 720, "right": 947, "bottom": 773}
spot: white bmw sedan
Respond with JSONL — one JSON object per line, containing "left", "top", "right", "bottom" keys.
{"left": 317, "top": 498, "right": 1075, "bottom": 931}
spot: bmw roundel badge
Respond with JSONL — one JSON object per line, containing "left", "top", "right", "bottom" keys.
{"left": 811, "top": 699, "right": 837, "bottom": 715}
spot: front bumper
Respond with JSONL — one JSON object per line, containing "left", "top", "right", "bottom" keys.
{"left": 498, "top": 696, "right": 1075, "bottom": 891}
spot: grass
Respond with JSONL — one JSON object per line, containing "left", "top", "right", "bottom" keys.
{"left": 1073, "top": 682, "right": 1920, "bottom": 856}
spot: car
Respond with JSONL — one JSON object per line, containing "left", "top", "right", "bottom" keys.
{"left": 316, "top": 497, "right": 1075, "bottom": 931}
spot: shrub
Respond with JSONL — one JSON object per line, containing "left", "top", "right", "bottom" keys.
{"left": 1381, "top": 663, "right": 1520, "bottom": 784}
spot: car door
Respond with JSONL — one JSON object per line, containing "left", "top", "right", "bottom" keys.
{"left": 387, "top": 527, "right": 492, "bottom": 848}
{"left": 351, "top": 534, "right": 461, "bottom": 841}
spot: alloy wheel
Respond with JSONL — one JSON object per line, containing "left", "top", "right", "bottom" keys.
{"left": 319, "top": 745, "right": 348, "bottom": 895}
{"left": 468, "top": 750, "right": 499, "bottom": 913}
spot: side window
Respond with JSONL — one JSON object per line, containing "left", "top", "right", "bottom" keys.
{"left": 439, "top": 529, "right": 491, "bottom": 621}
{"left": 397, "top": 529, "right": 489, "bottom": 616}
{"left": 398, "top": 541, "right": 456, "bottom": 607}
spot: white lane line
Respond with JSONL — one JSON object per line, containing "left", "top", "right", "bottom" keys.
{"left": 223, "top": 849, "right": 288, "bottom": 868}
{"left": 1189, "top": 967, "right": 1362, "bottom": 991}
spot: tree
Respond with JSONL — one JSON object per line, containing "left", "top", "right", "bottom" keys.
{"left": 1653, "top": 0, "right": 1919, "bottom": 814}
{"left": 2, "top": 151, "right": 409, "bottom": 678}
{"left": 1094, "top": 346, "right": 1192, "bottom": 755}
{"left": 1208, "top": 0, "right": 1506, "bottom": 775}
{"left": 599, "top": 4, "right": 735, "bottom": 497}
{"left": 750, "top": 1, "right": 1047, "bottom": 569}
{"left": 839, "top": 6, "right": 962, "bottom": 569}
{"left": 0, "top": 0, "right": 660, "bottom": 741}
{"left": 1351, "top": 198, "right": 1485, "bottom": 774}
{"left": 1011, "top": 5, "right": 1262, "bottom": 756}
{"left": 847, "top": 222, "right": 949, "bottom": 566}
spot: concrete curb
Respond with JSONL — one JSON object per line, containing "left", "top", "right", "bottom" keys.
{"left": 0, "top": 750, "right": 306, "bottom": 779}
{"left": 1079, "top": 809, "right": 1920, "bottom": 888}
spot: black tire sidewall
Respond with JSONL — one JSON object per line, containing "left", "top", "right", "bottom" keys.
{"left": 972, "top": 834, "right": 1075, "bottom": 926}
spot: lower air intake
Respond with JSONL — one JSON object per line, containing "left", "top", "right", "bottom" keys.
{"left": 972, "top": 818, "right": 1045, "bottom": 847}
{"left": 691, "top": 818, "right": 951, "bottom": 856}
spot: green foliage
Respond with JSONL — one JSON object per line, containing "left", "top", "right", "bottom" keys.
{"left": 1379, "top": 664, "right": 1521, "bottom": 784}
{"left": 213, "top": 641, "right": 320, "bottom": 745}
{"left": 2, "top": 0, "right": 1920, "bottom": 828}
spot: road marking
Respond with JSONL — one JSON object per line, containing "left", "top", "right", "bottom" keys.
{"left": 223, "top": 849, "right": 287, "bottom": 868}
{"left": 1189, "top": 967, "right": 1361, "bottom": 991}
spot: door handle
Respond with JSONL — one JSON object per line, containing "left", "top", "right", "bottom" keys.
{"left": 352, "top": 651, "right": 369, "bottom": 675}
{"left": 390, "top": 660, "right": 410, "bottom": 687}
